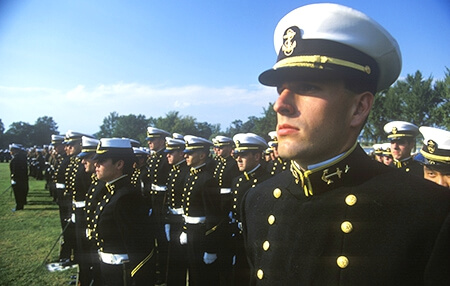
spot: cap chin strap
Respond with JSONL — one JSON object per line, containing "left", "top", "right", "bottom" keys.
{"left": 274, "top": 55, "right": 372, "bottom": 75}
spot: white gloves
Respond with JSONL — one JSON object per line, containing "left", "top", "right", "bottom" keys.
{"left": 11, "top": 180, "right": 16, "bottom": 185}
{"left": 179, "top": 232, "right": 187, "bottom": 245}
{"left": 165, "top": 224, "right": 171, "bottom": 241}
{"left": 203, "top": 252, "right": 217, "bottom": 264}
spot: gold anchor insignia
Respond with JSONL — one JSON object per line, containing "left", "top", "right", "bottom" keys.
{"left": 282, "top": 28, "right": 297, "bottom": 56}
{"left": 392, "top": 127, "right": 398, "bottom": 134}
{"left": 235, "top": 140, "right": 241, "bottom": 148}
{"left": 427, "top": 140, "right": 436, "bottom": 154}
{"left": 321, "top": 165, "right": 350, "bottom": 185}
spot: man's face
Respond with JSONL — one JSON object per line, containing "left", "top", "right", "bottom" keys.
{"left": 235, "top": 152, "right": 259, "bottom": 172}
{"left": 81, "top": 154, "right": 96, "bottom": 174}
{"left": 423, "top": 165, "right": 450, "bottom": 189}
{"left": 184, "top": 151, "right": 203, "bottom": 167}
{"left": 95, "top": 158, "right": 122, "bottom": 182}
{"left": 217, "top": 145, "right": 232, "bottom": 158}
{"left": 390, "top": 138, "right": 414, "bottom": 160}
{"left": 147, "top": 137, "right": 165, "bottom": 151}
{"left": 55, "top": 144, "right": 65, "bottom": 154}
{"left": 67, "top": 142, "right": 82, "bottom": 156}
{"left": 382, "top": 156, "right": 393, "bottom": 166}
{"left": 273, "top": 79, "right": 359, "bottom": 168}
{"left": 167, "top": 150, "right": 184, "bottom": 165}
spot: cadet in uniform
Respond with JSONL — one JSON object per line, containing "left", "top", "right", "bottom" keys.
{"left": 372, "top": 143, "right": 383, "bottom": 163}
{"left": 144, "top": 127, "right": 171, "bottom": 284}
{"left": 242, "top": 3, "right": 450, "bottom": 285}
{"left": 415, "top": 126, "right": 450, "bottom": 189}
{"left": 266, "top": 131, "right": 288, "bottom": 176}
{"left": 230, "top": 133, "right": 270, "bottom": 286}
{"left": 211, "top": 135, "right": 240, "bottom": 284}
{"left": 9, "top": 143, "right": 29, "bottom": 212}
{"left": 164, "top": 137, "right": 189, "bottom": 286}
{"left": 181, "top": 135, "right": 222, "bottom": 286}
{"left": 384, "top": 121, "right": 422, "bottom": 176}
{"left": 93, "top": 138, "right": 155, "bottom": 286}
{"left": 56, "top": 130, "right": 92, "bottom": 267}
{"left": 380, "top": 142, "right": 394, "bottom": 167}
{"left": 76, "top": 136, "right": 100, "bottom": 285}
{"left": 48, "top": 135, "right": 66, "bottom": 200}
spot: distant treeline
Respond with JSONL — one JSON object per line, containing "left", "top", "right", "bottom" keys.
{"left": 1, "top": 69, "right": 448, "bottom": 149}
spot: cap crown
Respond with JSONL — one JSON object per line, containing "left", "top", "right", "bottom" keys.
{"left": 260, "top": 3, "right": 401, "bottom": 92}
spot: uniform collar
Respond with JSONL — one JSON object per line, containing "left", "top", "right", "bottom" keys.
{"left": 289, "top": 143, "right": 374, "bottom": 197}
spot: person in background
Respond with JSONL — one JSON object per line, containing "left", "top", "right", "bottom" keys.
{"left": 9, "top": 143, "right": 29, "bottom": 212}
{"left": 415, "top": 126, "right": 450, "bottom": 189}
{"left": 230, "top": 133, "right": 270, "bottom": 286}
{"left": 164, "top": 136, "right": 189, "bottom": 286}
{"left": 384, "top": 120, "right": 422, "bottom": 176}
{"left": 93, "top": 138, "right": 155, "bottom": 286}
{"left": 181, "top": 135, "right": 222, "bottom": 286}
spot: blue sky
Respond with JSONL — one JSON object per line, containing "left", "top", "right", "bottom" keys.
{"left": 0, "top": 0, "right": 449, "bottom": 136}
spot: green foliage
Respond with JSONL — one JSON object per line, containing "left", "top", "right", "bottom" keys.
{"left": 363, "top": 69, "right": 449, "bottom": 143}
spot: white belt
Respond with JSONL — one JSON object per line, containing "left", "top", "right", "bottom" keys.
{"left": 98, "top": 251, "right": 129, "bottom": 265}
{"left": 56, "top": 183, "right": 66, "bottom": 189}
{"left": 220, "top": 188, "right": 231, "bottom": 194}
{"left": 73, "top": 200, "right": 86, "bottom": 208}
{"left": 169, "top": 207, "right": 184, "bottom": 215}
{"left": 183, "top": 215, "right": 206, "bottom": 224}
{"left": 151, "top": 184, "right": 167, "bottom": 192}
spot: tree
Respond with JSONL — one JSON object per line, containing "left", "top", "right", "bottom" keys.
{"left": 96, "top": 112, "right": 120, "bottom": 138}
{"left": 430, "top": 68, "right": 450, "bottom": 130}
{"left": 113, "top": 114, "right": 150, "bottom": 143}
{"left": 5, "top": 122, "right": 34, "bottom": 146}
{"left": 0, "top": 119, "right": 4, "bottom": 148}
{"left": 363, "top": 70, "right": 448, "bottom": 143}
{"left": 31, "top": 116, "right": 59, "bottom": 146}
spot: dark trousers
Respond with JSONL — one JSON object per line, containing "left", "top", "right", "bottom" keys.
{"left": 231, "top": 232, "right": 251, "bottom": 286}
{"left": 57, "top": 190, "right": 76, "bottom": 261}
{"left": 75, "top": 207, "right": 91, "bottom": 285}
{"left": 152, "top": 192, "right": 168, "bottom": 282}
{"left": 186, "top": 224, "right": 219, "bottom": 286}
{"left": 12, "top": 181, "right": 28, "bottom": 210}
{"left": 167, "top": 217, "right": 188, "bottom": 286}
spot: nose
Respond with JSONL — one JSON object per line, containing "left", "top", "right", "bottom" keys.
{"left": 273, "top": 88, "right": 295, "bottom": 116}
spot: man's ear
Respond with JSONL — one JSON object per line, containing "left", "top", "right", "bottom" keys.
{"left": 115, "top": 159, "right": 125, "bottom": 171}
{"left": 350, "top": 91, "right": 374, "bottom": 128}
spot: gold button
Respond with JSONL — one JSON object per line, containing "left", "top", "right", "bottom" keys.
{"left": 268, "top": 215, "right": 275, "bottom": 225}
{"left": 262, "top": 241, "right": 270, "bottom": 251}
{"left": 345, "top": 194, "right": 357, "bottom": 206}
{"left": 337, "top": 256, "right": 349, "bottom": 268}
{"left": 341, "top": 221, "right": 353, "bottom": 233}
{"left": 273, "top": 188, "right": 282, "bottom": 199}
{"left": 257, "top": 269, "right": 264, "bottom": 279}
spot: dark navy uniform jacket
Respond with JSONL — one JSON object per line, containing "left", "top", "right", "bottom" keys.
{"left": 243, "top": 144, "right": 450, "bottom": 285}
{"left": 94, "top": 176, "right": 155, "bottom": 270}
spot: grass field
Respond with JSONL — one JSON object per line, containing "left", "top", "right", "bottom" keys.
{"left": 0, "top": 162, "right": 78, "bottom": 285}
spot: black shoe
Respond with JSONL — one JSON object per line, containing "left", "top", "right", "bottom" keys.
{"left": 12, "top": 207, "right": 24, "bottom": 212}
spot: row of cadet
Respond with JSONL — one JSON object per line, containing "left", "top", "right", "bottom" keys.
{"left": 42, "top": 127, "right": 287, "bottom": 286}
{"left": 8, "top": 120, "right": 450, "bottom": 286}
{"left": 370, "top": 120, "right": 450, "bottom": 189}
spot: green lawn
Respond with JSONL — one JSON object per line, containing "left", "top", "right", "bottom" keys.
{"left": 0, "top": 162, "right": 77, "bottom": 285}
